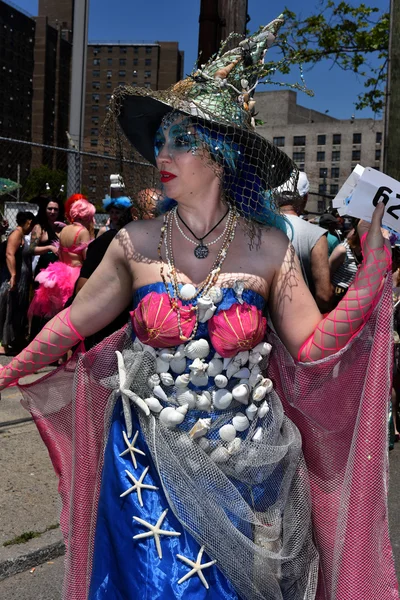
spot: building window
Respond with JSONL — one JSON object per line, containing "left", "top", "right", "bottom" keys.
{"left": 91, "top": 116, "right": 99, "bottom": 124}
{"left": 92, "top": 81, "right": 100, "bottom": 90}
{"left": 134, "top": 47, "right": 139, "bottom": 54}
{"left": 144, "top": 82, "right": 151, "bottom": 88}
{"left": 89, "top": 162, "right": 97, "bottom": 169}
{"left": 107, "top": 58, "right": 112, "bottom": 66}
{"left": 332, "top": 133, "right": 341, "bottom": 145}
{"left": 119, "top": 58, "right": 126, "bottom": 66}
{"left": 293, "top": 135, "right": 306, "bottom": 146}
{"left": 331, "top": 167, "right": 340, "bottom": 178}
{"left": 330, "top": 184, "right": 339, "bottom": 195}
{"left": 91, "top": 128, "right": 99, "bottom": 136}
{"left": 293, "top": 151, "right": 305, "bottom": 162}
{"left": 133, "top": 58, "right": 138, "bottom": 66}
{"left": 92, "top": 94, "right": 100, "bottom": 102}
{"left": 145, "top": 46, "right": 152, "bottom": 54}
{"left": 132, "top": 71, "right": 138, "bottom": 78}
{"left": 145, "top": 58, "right": 152, "bottom": 66}
{"left": 89, "top": 186, "right": 97, "bottom": 193}
{"left": 352, "top": 149, "right": 361, "bottom": 161}
{"left": 318, "top": 200, "right": 325, "bottom": 212}
{"left": 353, "top": 133, "right": 362, "bottom": 144}
{"left": 145, "top": 70, "right": 151, "bottom": 78}
{"left": 319, "top": 167, "right": 328, "bottom": 178}
{"left": 376, "top": 132, "right": 382, "bottom": 144}
{"left": 120, "top": 46, "right": 127, "bottom": 54}
{"left": 332, "top": 150, "right": 341, "bottom": 161}
{"left": 118, "top": 70, "right": 126, "bottom": 77}
{"left": 317, "top": 134, "right": 326, "bottom": 145}
{"left": 90, "top": 140, "right": 98, "bottom": 147}
{"left": 93, "top": 46, "right": 101, "bottom": 55}
{"left": 92, "top": 105, "right": 99, "bottom": 112}
{"left": 375, "top": 149, "right": 381, "bottom": 161}
{"left": 106, "top": 94, "right": 112, "bottom": 100}
{"left": 92, "top": 70, "right": 100, "bottom": 77}
{"left": 107, "top": 70, "right": 112, "bottom": 78}
{"left": 89, "top": 175, "right": 97, "bottom": 182}
{"left": 319, "top": 183, "right": 327, "bottom": 194}
{"left": 273, "top": 136, "right": 285, "bottom": 147}
{"left": 317, "top": 151, "right": 325, "bottom": 162}
{"left": 108, "top": 46, "right": 113, "bottom": 53}
{"left": 93, "top": 58, "right": 100, "bottom": 66}
{"left": 106, "top": 81, "right": 112, "bottom": 88}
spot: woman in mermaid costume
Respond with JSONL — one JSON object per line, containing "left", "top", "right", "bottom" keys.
{"left": 0, "top": 16, "right": 397, "bottom": 600}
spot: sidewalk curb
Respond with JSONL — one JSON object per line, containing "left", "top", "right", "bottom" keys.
{"left": 0, "top": 528, "right": 65, "bottom": 581}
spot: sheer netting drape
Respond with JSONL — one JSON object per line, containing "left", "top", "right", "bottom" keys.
{"left": 18, "top": 277, "right": 398, "bottom": 600}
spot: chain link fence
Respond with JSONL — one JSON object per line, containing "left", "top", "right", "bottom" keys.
{"left": 0, "top": 135, "right": 159, "bottom": 232}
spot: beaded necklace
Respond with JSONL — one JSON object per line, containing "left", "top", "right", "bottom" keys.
{"left": 174, "top": 206, "right": 230, "bottom": 259}
{"left": 158, "top": 208, "right": 238, "bottom": 341}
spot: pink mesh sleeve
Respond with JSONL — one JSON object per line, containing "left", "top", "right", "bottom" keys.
{"left": 299, "top": 234, "right": 392, "bottom": 362}
{"left": 0, "top": 307, "right": 84, "bottom": 389}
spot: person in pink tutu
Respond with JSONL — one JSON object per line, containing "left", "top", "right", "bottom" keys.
{"left": 28, "top": 199, "right": 95, "bottom": 319}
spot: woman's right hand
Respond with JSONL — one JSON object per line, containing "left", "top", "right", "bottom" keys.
{"left": 49, "top": 245, "right": 59, "bottom": 256}
{"left": 9, "top": 275, "right": 16, "bottom": 291}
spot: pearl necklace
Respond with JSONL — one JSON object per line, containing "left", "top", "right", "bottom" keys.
{"left": 173, "top": 206, "right": 230, "bottom": 257}
{"left": 158, "top": 208, "right": 238, "bottom": 341}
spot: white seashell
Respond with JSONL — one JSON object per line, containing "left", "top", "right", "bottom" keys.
{"left": 156, "top": 358, "right": 170, "bottom": 373}
{"left": 141, "top": 344, "right": 157, "bottom": 357}
{"left": 226, "top": 360, "right": 240, "bottom": 380}
{"left": 153, "top": 385, "right": 168, "bottom": 403}
{"left": 232, "top": 383, "right": 250, "bottom": 405}
{"left": 190, "top": 373, "right": 209, "bottom": 387}
{"left": 232, "top": 413, "right": 250, "bottom": 432}
{"left": 246, "top": 403, "right": 258, "bottom": 421}
{"left": 252, "top": 427, "right": 263, "bottom": 442}
{"left": 213, "top": 351, "right": 222, "bottom": 359}
{"left": 228, "top": 437, "right": 242, "bottom": 455}
{"left": 235, "top": 351, "right": 249, "bottom": 366}
{"left": 252, "top": 385, "right": 267, "bottom": 402}
{"left": 197, "top": 296, "right": 216, "bottom": 323}
{"left": 232, "top": 367, "right": 251, "bottom": 379}
{"left": 177, "top": 389, "right": 197, "bottom": 409}
{"left": 147, "top": 374, "right": 160, "bottom": 389}
{"left": 219, "top": 424, "right": 237, "bottom": 442}
{"left": 145, "top": 397, "right": 163, "bottom": 413}
{"left": 197, "top": 437, "right": 211, "bottom": 452}
{"left": 213, "top": 389, "right": 233, "bottom": 410}
{"left": 159, "top": 404, "right": 188, "bottom": 428}
{"left": 249, "top": 365, "right": 262, "bottom": 388}
{"left": 170, "top": 357, "right": 187, "bottom": 374}
{"left": 214, "top": 374, "right": 228, "bottom": 389}
{"left": 249, "top": 351, "right": 262, "bottom": 366}
{"left": 185, "top": 339, "right": 210, "bottom": 360}
{"left": 180, "top": 283, "right": 197, "bottom": 299}
{"left": 160, "top": 372, "right": 174, "bottom": 387}
{"left": 174, "top": 345, "right": 185, "bottom": 360}
{"left": 196, "top": 393, "right": 212, "bottom": 411}
{"left": 189, "top": 418, "right": 212, "bottom": 439}
{"left": 258, "top": 401, "right": 270, "bottom": 418}
{"left": 158, "top": 348, "right": 174, "bottom": 362}
{"left": 208, "top": 286, "right": 223, "bottom": 304}
{"left": 261, "top": 378, "right": 273, "bottom": 394}
{"left": 207, "top": 358, "right": 223, "bottom": 378}
{"left": 175, "top": 374, "right": 190, "bottom": 388}
{"left": 189, "top": 357, "right": 208, "bottom": 375}
{"left": 210, "top": 446, "right": 230, "bottom": 463}
{"left": 223, "top": 356, "right": 233, "bottom": 370}
{"left": 253, "top": 342, "right": 272, "bottom": 357}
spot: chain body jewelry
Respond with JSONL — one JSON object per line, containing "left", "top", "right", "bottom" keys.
{"left": 174, "top": 206, "right": 230, "bottom": 259}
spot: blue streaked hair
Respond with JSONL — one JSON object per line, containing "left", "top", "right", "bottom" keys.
{"left": 102, "top": 195, "right": 132, "bottom": 211}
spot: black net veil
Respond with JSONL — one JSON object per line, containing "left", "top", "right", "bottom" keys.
{"left": 104, "top": 15, "right": 299, "bottom": 236}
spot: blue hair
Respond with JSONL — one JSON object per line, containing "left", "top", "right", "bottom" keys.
{"left": 102, "top": 195, "right": 132, "bottom": 210}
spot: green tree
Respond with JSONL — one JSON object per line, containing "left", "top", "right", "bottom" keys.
{"left": 22, "top": 165, "right": 67, "bottom": 202}
{"left": 267, "top": 2, "right": 389, "bottom": 114}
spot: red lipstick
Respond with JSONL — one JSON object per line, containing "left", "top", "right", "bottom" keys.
{"left": 160, "top": 171, "right": 177, "bottom": 183}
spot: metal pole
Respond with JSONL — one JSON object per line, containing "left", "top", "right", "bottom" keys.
{"left": 17, "top": 163, "right": 20, "bottom": 201}
{"left": 385, "top": 0, "right": 400, "bottom": 179}
{"left": 67, "top": 0, "right": 90, "bottom": 197}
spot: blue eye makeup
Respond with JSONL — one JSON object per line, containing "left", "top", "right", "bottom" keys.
{"left": 154, "top": 123, "right": 199, "bottom": 157}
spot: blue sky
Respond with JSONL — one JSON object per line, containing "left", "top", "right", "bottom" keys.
{"left": 14, "top": 0, "right": 388, "bottom": 120}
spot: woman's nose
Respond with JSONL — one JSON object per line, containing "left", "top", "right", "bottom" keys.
{"left": 156, "top": 143, "right": 172, "bottom": 164}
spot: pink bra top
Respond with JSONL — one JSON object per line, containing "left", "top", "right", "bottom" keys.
{"left": 131, "top": 287, "right": 267, "bottom": 358}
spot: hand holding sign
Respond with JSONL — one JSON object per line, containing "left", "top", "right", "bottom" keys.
{"left": 357, "top": 202, "right": 391, "bottom": 256}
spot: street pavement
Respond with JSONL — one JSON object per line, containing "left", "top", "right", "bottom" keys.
{"left": 0, "top": 359, "right": 399, "bottom": 597}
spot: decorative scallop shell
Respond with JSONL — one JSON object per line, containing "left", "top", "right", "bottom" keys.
{"left": 147, "top": 374, "right": 161, "bottom": 389}
{"left": 232, "top": 383, "right": 250, "bottom": 405}
{"left": 213, "top": 389, "right": 233, "bottom": 410}
{"left": 175, "top": 374, "right": 190, "bottom": 388}
{"left": 232, "top": 367, "right": 250, "bottom": 380}
{"left": 245, "top": 403, "right": 258, "bottom": 421}
{"left": 219, "top": 424, "right": 237, "bottom": 442}
{"left": 177, "top": 389, "right": 197, "bottom": 409}
{"left": 184, "top": 339, "right": 210, "bottom": 360}
{"left": 197, "top": 296, "right": 216, "bottom": 323}
{"left": 158, "top": 348, "right": 174, "bottom": 362}
{"left": 153, "top": 385, "right": 168, "bottom": 403}
{"left": 252, "top": 427, "right": 263, "bottom": 442}
{"left": 258, "top": 401, "right": 270, "bottom": 418}
{"left": 174, "top": 345, "right": 186, "bottom": 360}
{"left": 190, "top": 373, "right": 209, "bottom": 387}
{"left": 214, "top": 374, "right": 228, "bottom": 389}
{"left": 207, "top": 358, "right": 223, "bottom": 378}
{"left": 252, "top": 385, "right": 267, "bottom": 402}
{"left": 159, "top": 404, "right": 188, "bottom": 428}
{"left": 156, "top": 358, "right": 170, "bottom": 374}
{"left": 160, "top": 372, "right": 174, "bottom": 387}
{"left": 170, "top": 357, "right": 187, "bottom": 374}
{"left": 210, "top": 446, "right": 230, "bottom": 463}
{"left": 227, "top": 438, "right": 242, "bottom": 455}
{"left": 208, "top": 286, "right": 223, "bottom": 304}
{"left": 189, "top": 418, "right": 212, "bottom": 439}
{"left": 145, "top": 397, "right": 163, "bottom": 413}
{"left": 232, "top": 413, "right": 250, "bottom": 432}
{"left": 235, "top": 351, "right": 250, "bottom": 366}
{"left": 196, "top": 393, "right": 212, "bottom": 411}
{"left": 197, "top": 437, "right": 211, "bottom": 452}
{"left": 253, "top": 342, "right": 272, "bottom": 357}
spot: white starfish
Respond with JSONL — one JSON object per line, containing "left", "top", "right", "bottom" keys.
{"left": 120, "top": 466, "right": 158, "bottom": 506}
{"left": 119, "top": 430, "right": 146, "bottom": 469}
{"left": 116, "top": 350, "right": 150, "bottom": 436}
{"left": 177, "top": 546, "right": 217, "bottom": 589}
{"left": 133, "top": 508, "right": 181, "bottom": 559}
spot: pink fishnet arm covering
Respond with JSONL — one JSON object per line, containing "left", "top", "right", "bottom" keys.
{"left": 0, "top": 307, "right": 83, "bottom": 388}
{"left": 299, "top": 234, "right": 392, "bottom": 362}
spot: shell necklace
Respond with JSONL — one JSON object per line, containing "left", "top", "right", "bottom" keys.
{"left": 174, "top": 206, "right": 230, "bottom": 259}
{"left": 158, "top": 207, "right": 238, "bottom": 341}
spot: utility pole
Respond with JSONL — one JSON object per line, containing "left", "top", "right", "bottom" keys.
{"left": 198, "top": 0, "right": 248, "bottom": 65}
{"left": 385, "top": 0, "right": 400, "bottom": 180}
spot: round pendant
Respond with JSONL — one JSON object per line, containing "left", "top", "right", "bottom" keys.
{"left": 180, "top": 283, "right": 197, "bottom": 299}
{"left": 194, "top": 244, "right": 209, "bottom": 259}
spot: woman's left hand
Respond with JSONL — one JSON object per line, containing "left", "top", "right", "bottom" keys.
{"left": 357, "top": 202, "right": 391, "bottom": 252}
